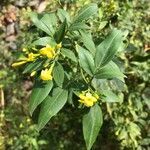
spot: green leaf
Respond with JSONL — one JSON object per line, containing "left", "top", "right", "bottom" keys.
{"left": 94, "top": 61, "right": 125, "bottom": 82}
{"left": 69, "top": 22, "right": 90, "bottom": 31}
{"left": 95, "top": 29, "right": 123, "bottom": 69}
{"left": 76, "top": 45, "right": 95, "bottom": 76}
{"left": 23, "top": 60, "right": 44, "bottom": 74}
{"left": 83, "top": 104, "right": 103, "bottom": 150}
{"left": 73, "top": 3, "right": 98, "bottom": 23}
{"left": 54, "top": 19, "right": 67, "bottom": 43}
{"left": 80, "top": 31, "right": 96, "bottom": 56}
{"left": 47, "top": 12, "right": 58, "bottom": 26}
{"left": 101, "top": 90, "right": 120, "bottom": 102}
{"left": 33, "top": 37, "right": 56, "bottom": 46}
{"left": 57, "top": 8, "right": 71, "bottom": 23}
{"left": 29, "top": 80, "right": 53, "bottom": 115}
{"left": 53, "top": 62, "right": 64, "bottom": 87}
{"left": 61, "top": 48, "right": 77, "bottom": 62}
{"left": 37, "top": 88, "right": 68, "bottom": 131}
{"left": 30, "top": 12, "right": 55, "bottom": 36}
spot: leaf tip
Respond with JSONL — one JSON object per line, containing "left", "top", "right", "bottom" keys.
{"left": 29, "top": 105, "right": 34, "bottom": 116}
{"left": 35, "top": 125, "right": 41, "bottom": 132}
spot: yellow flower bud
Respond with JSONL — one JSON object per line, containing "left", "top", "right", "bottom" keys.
{"left": 78, "top": 91, "right": 99, "bottom": 107}
{"left": 27, "top": 53, "right": 39, "bottom": 61}
{"left": 40, "top": 67, "right": 53, "bottom": 81}
{"left": 40, "top": 45, "right": 55, "bottom": 59}
{"left": 12, "top": 53, "right": 39, "bottom": 68}
{"left": 12, "top": 61, "right": 27, "bottom": 67}
{"left": 79, "top": 94, "right": 86, "bottom": 100}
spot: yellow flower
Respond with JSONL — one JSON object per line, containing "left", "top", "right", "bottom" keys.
{"left": 40, "top": 44, "right": 55, "bottom": 59}
{"left": 79, "top": 94, "right": 86, "bottom": 100}
{"left": 79, "top": 99, "right": 94, "bottom": 107}
{"left": 56, "top": 43, "right": 62, "bottom": 49}
{"left": 12, "top": 53, "right": 39, "bottom": 67}
{"left": 40, "top": 66, "right": 53, "bottom": 81}
{"left": 85, "top": 92, "right": 97, "bottom": 102}
{"left": 27, "top": 53, "right": 39, "bottom": 61}
{"left": 12, "top": 61, "right": 27, "bottom": 67}
{"left": 78, "top": 91, "right": 99, "bottom": 107}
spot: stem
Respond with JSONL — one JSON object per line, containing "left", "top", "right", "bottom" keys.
{"left": 80, "top": 68, "right": 89, "bottom": 84}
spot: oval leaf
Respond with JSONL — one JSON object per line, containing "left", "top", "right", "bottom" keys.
{"left": 95, "top": 29, "right": 123, "bottom": 69}
{"left": 101, "top": 90, "right": 121, "bottom": 102}
{"left": 30, "top": 12, "right": 56, "bottom": 35}
{"left": 53, "top": 62, "right": 64, "bottom": 87}
{"left": 23, "top": 60, "right": 44, "bottom": 74}
{"left": 33, "top": 37, "right": 56, "bottom": 46}
{"left": 95, "top": 61, "right": 125, "bottom": 82}
{"left": 57, "top": 8, "right": 71, "bottom": 23}
{"left": 76, "top": 45, "right": 95, "bottom": 76}
{"left": 73, "top": 3, "right": 98, "bottom": 23}
{"left": 80, "top": 31, "right": 96, "bottom": 56}
{"left": 69, "top": 22, "right": 90, "bottom": 31}
{"left": 61, "top": 48, "right": 77, "bottom": 62}
{"left": 83, "top": 104, "right": 103, "bottom": 150}
{"left": 29, "top": 80, "right": 53, "bottom": 115}
{"left": 37, "top": 88, "right": 68, "bottom": 131}
{"left": 54, "top": 19, "right": 67, "bottom": 43}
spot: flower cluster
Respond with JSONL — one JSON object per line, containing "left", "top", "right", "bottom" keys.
{"left": 78, "top": 91, "right": 99, "bottom": 107}
{"left": 40, "top": 45, "right": 56, "bottom": 59}
{"left": 12, "top": 43, "right": 62, "bottom": 81}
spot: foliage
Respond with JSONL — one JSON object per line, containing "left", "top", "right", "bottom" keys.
{"left": 1, "top": 106, "right": 47, "bottom": 150}
{"left": 109, "top": 1, "right": 150, "bottom": 149}
{"left": 12, "top": 3, "right": 126, "bottom": 149}
{"left": 0, "top": 0, "right": 149, "bottom": 150}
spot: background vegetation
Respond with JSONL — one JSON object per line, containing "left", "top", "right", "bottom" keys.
{"left": 0, "top": 0, "right": 149, "bottom": 149}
